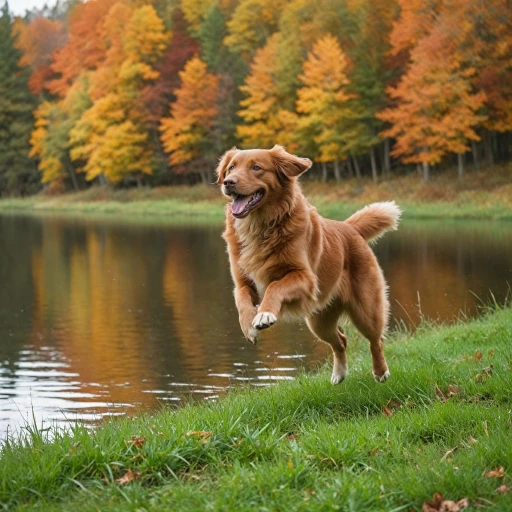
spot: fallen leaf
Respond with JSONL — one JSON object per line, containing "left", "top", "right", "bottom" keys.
{"left": 287, "top": 433, "right": 297, "bottom": 441}
{"left": 382, "top": 406, "right": 393, "bottom": 417}
{"left": 287, "top": 459, "right": 294, "bottom": 470}
{"left": 485, "top": 466, "right": 505, "bottom": 478}
{"left": 116, "top": 469, "right": 140, "bottom": 485}
{"left": 127, "top": 435, "right": 146, "bottom": 449}
{"left": 422, "top": 492, "right": 469, "bottom": 512}
{"left": 475, "top": 350, "right": 483, "bottom": 360}
{"left": 495, "top": 484, "right": 511, "bottom": 494}
{"left": 468, "top": 436, "right": 478, "bottom": 445}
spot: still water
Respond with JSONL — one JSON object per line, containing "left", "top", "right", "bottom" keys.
{"left": 0, "top": 213, "right": 511, "bottom": 438}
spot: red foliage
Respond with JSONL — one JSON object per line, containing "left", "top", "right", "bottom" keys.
{"left": 136, "top": 10, "right": 200, "bottom": 125}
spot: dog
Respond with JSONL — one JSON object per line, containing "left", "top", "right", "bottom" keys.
{"left": 216, "top": 145, "right": 401, "bottom": 384}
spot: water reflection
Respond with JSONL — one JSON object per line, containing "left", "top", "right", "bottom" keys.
{"left": 0, "top": 214, "right": 511, "bottom": 438}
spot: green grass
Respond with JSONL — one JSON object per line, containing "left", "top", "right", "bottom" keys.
{"left": 2, "top": 305, "right": 512, "bottom": 511}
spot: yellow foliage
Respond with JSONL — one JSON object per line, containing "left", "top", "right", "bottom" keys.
{"left": 237, "top": 34, "right": 298, "bottom": 149}
{"left": 224, "top": 0, "right": 288, "bottom": 55}
{"left": 296, "top": 34, "right": 359, "bottom": 162}
{"left": 69, "top": 2, "right": 168, "bottom": 183}
{"left": 181, "top": 0, "right": 216, "bottom": 32}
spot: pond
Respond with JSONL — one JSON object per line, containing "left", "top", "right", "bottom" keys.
{"left": 0, "top": 213, "right": 511, "bottom": 439}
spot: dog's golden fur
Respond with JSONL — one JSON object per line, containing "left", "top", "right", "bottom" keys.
{"left": 217, "top": 145, "right": 401, "bottom": 383}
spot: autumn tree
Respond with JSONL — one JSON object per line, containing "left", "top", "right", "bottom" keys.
{"left": 224, "top": 0, "right": 287, "bottom": 57}
{"left": 12, "top": 16, "right": 66, "bottom": 94}
{"left": 160, "top": 57, "right": 219, "bottom": 183}
{"left": 30, "top": 75, "right": 90, "bottom": 189}
{"left": 237, "top": 34, "right": 298, "bottom": 150}
{"left": 378, "top": 33, "right": 486, "bottom": 182}
{"left": 0, "top": 2, "right": 38, "bottom": 195}
{"left": 46, "top": 0, "right": 117, "bottom": 97}
{"left": 69, "top": 3, "right": 168, "bottom": 185}
{"left": 296, "top": 35, "right": 364, "bottom": 181}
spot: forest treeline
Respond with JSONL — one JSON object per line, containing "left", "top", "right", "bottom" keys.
{"left": 0, "top": 0, "right": 511, "bottom": 195}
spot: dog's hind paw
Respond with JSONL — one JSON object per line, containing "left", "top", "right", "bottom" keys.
{"left": 252, "top": 312, "right": 277, "bottom": 330}
{"left": 373, "top": 370, "right": 390, "bottom": 383}
{"left": 246, "top": 327, "right": 259, "bottom": 344}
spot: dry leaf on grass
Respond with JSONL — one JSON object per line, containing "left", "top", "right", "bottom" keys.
{"left": 422, "top": 492, "right": 469, "bottom": 512}
{"left": 126, "top": 435, "right": 146, "bottom": 449}
{"left": 382, "top": 406, "right": 393, "bottom": 417}
{"left": 495, "top": 484, "right": 511, "bottom": 494}
{"left": 116, "top": 469, "right": 140, "bottom": 485}
{"left": 484, "top": 466, "right": 505, "bottom": 478}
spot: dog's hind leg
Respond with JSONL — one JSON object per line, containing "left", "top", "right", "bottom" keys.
{"left": 306, "top": 299, "right": 348, "bottom": 384}
{"left": 346, "top": 285, "right": 390, "bottom": 382}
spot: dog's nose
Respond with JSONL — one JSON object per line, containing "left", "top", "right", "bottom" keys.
{"left": 223, "top": 178, "right": 237, "bottom": 188}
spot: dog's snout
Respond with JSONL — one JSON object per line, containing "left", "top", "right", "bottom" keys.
{"left": 223, "top": 178, "right": 237, "bottom": 188}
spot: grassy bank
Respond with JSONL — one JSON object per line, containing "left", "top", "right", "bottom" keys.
{"left": 2, "top": 305, "right": 512, "bottom": 511}
{"left": 1, "top": 166, "right": 512, "bottom": 222}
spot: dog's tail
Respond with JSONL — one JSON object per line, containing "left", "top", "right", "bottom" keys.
{"left": 345, "top": 201, "right": 402, "bottom": 243}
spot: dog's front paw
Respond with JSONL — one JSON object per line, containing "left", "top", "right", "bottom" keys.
{"left": 252, "top": 312, "right": 277, "bottom": 330}
{"left": 240, "top": 309, "right": 259, "bottom": 344}
{"left": 373, "top": 370, "right": 390, "bottom": 383}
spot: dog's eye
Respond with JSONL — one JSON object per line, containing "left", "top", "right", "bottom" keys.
{"left": 252, "top": 165, "right": 261, "bottom": 171}
{"left": 228, "top": 165, "right": 234, "bottom": 171}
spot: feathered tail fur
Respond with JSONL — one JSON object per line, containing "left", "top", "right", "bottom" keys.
{"left": 345, "top": 201, "right": 402, "bottom": 243}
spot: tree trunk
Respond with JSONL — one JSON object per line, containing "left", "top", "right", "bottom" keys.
{"left": 98, "top": 174, "right": 107, "bottom": 186}
{"left": 471, "top": 140, "right": 480, "bottom": 172}
{"left": 136, "top": 173, "right": 143, "bottom": 188}
{"left": 370, "top": 147, "right": 378, "bottom": 182}
{"left": 321, "top": 162, "right": 328, "bottom": 182}
{"left": 64, "top": 156, "right": 79, "bottom": 191}
{"left": 352, "top": 154, "right": 361, "bottom": 179}
{"left": 417, "top": 163, "right": 422, "bottom": 176}
{"left": 346, "top": 158, "right": 354, "bottom": 178}
{"left": 484, "top": 131, "right": 494, "bottom": 166}
{"left": 422, "top": 161, "right": 430, "bottom": 183}
{"left": 383, "top": 138, "right": 391, "bottom": 177}
{"left": 457, "top": 153, "right": 464, "bottom": 181}
{"left": 333, "top": 160, "right": 341, "bottom": 182}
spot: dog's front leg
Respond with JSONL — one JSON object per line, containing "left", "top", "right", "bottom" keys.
{"left": 252, "top": 270, "right": 316, "bottom": 330}
{"left": 234, "top": 285, "right": 259, "bottom": 344}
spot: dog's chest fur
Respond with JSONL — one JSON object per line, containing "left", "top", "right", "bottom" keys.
{"left": 234, "top": 216, "right": 295, "bottom": 296}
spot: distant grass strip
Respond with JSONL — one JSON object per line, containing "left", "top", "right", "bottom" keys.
{"left": 2, "top": 305, "right": 512, "bottom": 511}
{"left": 1, "top": 166, "right": 512, "bottom": 222}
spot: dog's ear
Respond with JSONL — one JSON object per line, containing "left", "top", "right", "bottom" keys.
{"left": 215, "top": 147, "right": 239, "bottom": 185}
{"left": 270, "top": 145, "right": 312, "bottom": 178}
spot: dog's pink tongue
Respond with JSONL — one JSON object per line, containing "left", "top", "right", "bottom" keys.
{"left": 232, "top": 195, "right": 251, "bottom": 215}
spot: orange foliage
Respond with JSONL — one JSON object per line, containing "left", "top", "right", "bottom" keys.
{"left": 160, "top": 57, "right": 219, "bottom": 167}
{"left": 12, "top": 16, "right": 66, "bottom": 94}
{"left": 379, "top": 32, "right": 486, "bottom": 165}
{"left": 47, "top": 0, "right": 117, "bottom": 97}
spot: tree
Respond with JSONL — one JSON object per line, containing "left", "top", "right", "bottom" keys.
{"left": 12, "top": 16, "right": 66, "bottom": 94}
{"left": 378, "top": 32, "right": 486, "bottom": 182}
{"left": 46, "top": 0, "right": 117, "bottom": 97}
{"left": 224, "top": 0, "right": 287, "bottom": 57}
{"left": 296, "top": 35, "right": 363, "bottom": 180}
{"left": 30, "top": 75, "right": 90, "bottom": 188}
{"left": 0, "top": 2, "right": 38, "bottom": 196}
{"left": 159, "top": 57, "right": 219, "bottom": 182}
{"left": 180, "top": 0, "right": 216, "bottom": 33}
{"left": 69, "top": 3, "right": 169, "bottom": 184}
{"left": 237, "top": 34, "right": 298, "bottom": 149}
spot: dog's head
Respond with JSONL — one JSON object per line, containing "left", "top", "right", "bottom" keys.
{"left": 216, "top": 146, "right": 312, "bottom": 219}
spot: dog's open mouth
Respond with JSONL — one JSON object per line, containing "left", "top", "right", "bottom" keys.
{"left": 231, "top": 189, "right": 265, "bottom": 218}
